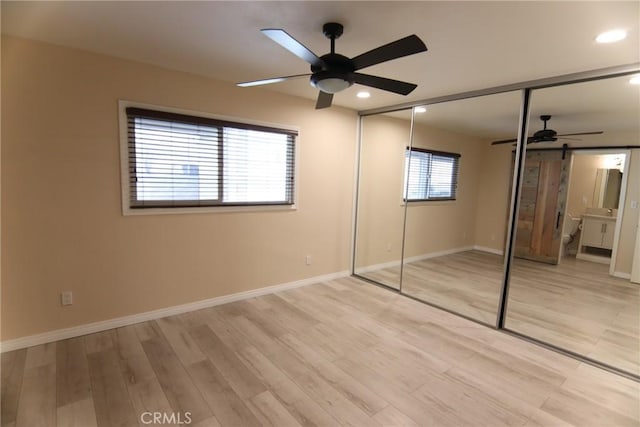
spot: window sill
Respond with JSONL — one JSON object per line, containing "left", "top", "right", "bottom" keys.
{"left": 122, "top": 204, "right": 298, "bottom": 216}
{"left": 400, "top": 199, "right": 457, "bottom": 207}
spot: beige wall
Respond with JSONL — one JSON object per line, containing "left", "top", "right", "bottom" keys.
{"left": 616, "top": 149, "right": 640, "bottom": 275}
{"left": 473, "top": 142, "right": 513, "bottom": 252}
{"left": 354, "top": 113, "right": 410, "bottom": 268}
{"left": 1, "top": 36, "right": 357, "bottom": 340}
{"left": 567, "top": 154, "right": 601, "bottom": 218}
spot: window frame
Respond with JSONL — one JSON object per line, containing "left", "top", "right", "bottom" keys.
{"left": 119, "top": 101, "right": 300, "bottom": 215}
{"left": 403, "top": 146, "right": 461, "bottom": 202}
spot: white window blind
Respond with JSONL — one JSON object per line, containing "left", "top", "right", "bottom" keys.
{"left": 126, "top": 108, "right": 296, "bottom": 208}
{"left": 404, "top": 148, "right": 460, "bottom": 201}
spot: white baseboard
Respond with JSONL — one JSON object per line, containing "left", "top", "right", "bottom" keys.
{"left": 472, "top": 245, "right": 504, "bottom": 256}
{"left": 612, "top": 271, "right": 631, "bottom": 280}
{"left": 1, "top": 270, "right": 350, "bottom": 353}
{"left": 355, "top": 245, "right": 494, "bottom": 274}
{"left": 576, "top": 253, "right": 611, "bottom": 265}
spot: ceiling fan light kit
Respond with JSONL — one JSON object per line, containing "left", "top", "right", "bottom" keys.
{"left": 310, "top": 70, "right": 354, "bottom": 94}
{"left": 238, "top": 22, "right": 428, "bottom": 109}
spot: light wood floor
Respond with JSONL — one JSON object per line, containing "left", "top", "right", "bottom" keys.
{"left": 2, "top": 276, "right": 639, "bottom": 427}
{"left": 361, "top": 250, "right": 640, "bottom": 377}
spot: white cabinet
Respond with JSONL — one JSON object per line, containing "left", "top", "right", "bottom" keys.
{"left": 580, "top": 215, "right": 616, "bottom": 250}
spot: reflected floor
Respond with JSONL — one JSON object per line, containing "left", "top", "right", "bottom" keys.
{"left": 360, "top": 250, "right": 640, "bottom": 376}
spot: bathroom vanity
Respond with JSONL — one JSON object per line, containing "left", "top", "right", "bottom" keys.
{"left": 577, "top": 209, "right": 617, "bottom": 264}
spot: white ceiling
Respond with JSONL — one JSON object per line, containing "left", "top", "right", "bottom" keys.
{"left": 2, "top": 1, "right": 639, "bottom": 142}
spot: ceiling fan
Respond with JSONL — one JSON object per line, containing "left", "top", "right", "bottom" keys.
{"left": 491, "top": 115, "right": 604, "bottom": 145}
{"left": 237, "top": 22, "right": 428, "bottom": 109}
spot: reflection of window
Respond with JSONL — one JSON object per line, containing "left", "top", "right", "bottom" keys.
{"left": 404, "top": 147, "right": 460, "bottom": 201}
{"left": 126, "top": 108, "right": 296, "bottom": 208}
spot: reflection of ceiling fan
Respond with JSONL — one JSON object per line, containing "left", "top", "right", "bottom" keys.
{"left": 237, "top": 22, "right": 428, "bottom": 109}
{"left": 491, "top": 115, "right": 604, "bottom": 145}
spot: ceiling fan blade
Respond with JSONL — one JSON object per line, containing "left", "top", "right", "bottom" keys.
{"left": 351, "top": 35, "right": 427, "bottom": 71}
{"left": 556, "top": 131, "right": 604, "bottom": 137}
{"left": 237, "top": 74, "right": 310, "bottom": 87}
{"left": 261, "top": 29, "right": 324, "bottom": 67}
{"left": 491, "top": 136, "right": 538, "bottom": 145}
{"left": 353, "top": 73, "right": 417, "bottom": 95}
{"left": 557, "top": 136, "right": 581, "bottom": 141}
{"left": 491, "top": 138, "right": 518, "bottom": 145}
{"left": 315, "top": 91, "right": 333, "bottom": 109}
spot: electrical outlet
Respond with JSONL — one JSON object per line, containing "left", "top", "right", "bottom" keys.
{"left": 632, "top": 200, "right": 639, "bottom": 209}
{"left": 61, "top": 291, "right": 73, "bottom": 306}
{"left": 305, "top": 255, "right": 312, "bottom": 266}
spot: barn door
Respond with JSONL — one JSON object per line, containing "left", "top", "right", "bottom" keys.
{"left": 514, "top": 150, "right": 570, "bottom": 265}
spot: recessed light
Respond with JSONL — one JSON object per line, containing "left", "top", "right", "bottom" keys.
{"left": 414, "top": 106, "right": 427, "bottom": 113}
{"left": 596, "top": 29, "right": 627, "bottom": 44}
{"left": 630, "top": 75, "right": 640, "bottom": 85}
{"left": 356, "top": 91, "right": 370, "bottom": 99}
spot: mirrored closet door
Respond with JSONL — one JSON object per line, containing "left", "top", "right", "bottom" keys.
{"left": 504, "top": 75, "right": 640, "bottom": 376}
{"left": 401, "top": 92, "right": 522, "bottom": 324}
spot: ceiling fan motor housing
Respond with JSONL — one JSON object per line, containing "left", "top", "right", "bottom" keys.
{"left": 533, "top": 115, "right": 557, "bottom": 142}
{"left": 310, "top": 53, "right": 355, "bottom": 93}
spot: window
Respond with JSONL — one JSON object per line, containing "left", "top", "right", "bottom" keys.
{"left": 403, "top": 147, "right": 460, "bottom": 201}
{"left": 125, "top": 107, "right": 296, "bottom": 209}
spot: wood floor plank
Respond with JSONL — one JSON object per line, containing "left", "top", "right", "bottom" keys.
{"left": 113, "top": 325, "right": 148, "bottom": 360}
{"left": 237, "top": 345, "right": 341, "bottom": 426}
{"left": 56, "top": 398, "right": 98, "bottom": 427}
{"left": 15, "top": 363, "right": 56, "bottom": 427}
{"left": 114, "top": 326, "right": 157, "bottom": 387}
{"left": 186, "top": 359, "right": 261, "bottom": 426}
{"left": 141, "top": 336, "right": 212, "bottom": 424}
{"left": 198, "top": 308, "right": 253, "bottom": 353}
{"left": 83, "top": 331, "right": 114, "bottom": 355}
{"left": 156, "top": 316, "right": 207, "bottom": 366}
{"left": 539, "top": 387, "right": 639, "bottom": 427}
{"left": 87, "top": 348, "right": 138, "bottom": 427}
{"left": 134, "top": 321, "right": 162, "bottom": 342}
{"left": 445, "top": 347, "right": 566, "bottom": 409}
{"left": 247, "top": 390, "right": 302, "bottom": 427}
{"left": 279, "top": 333, "right": 388, "bottom": 416}
{"left": 125, "top": 377, "right": 174, "bottom": 424}
{"left": 558, "top": 363, "right": 640, "bottom": 421}
{"left": 188, "top": 324, "right": 266, "bottom": 399}
{"left": 412, "top": 370, "right": 531, "bottom": 426}
{"left": 372, "top": 405, "right": 420, "bottom": 427}
{"left": 190, "top": 416, "right": 222, "bottom": 427}
{"left": 333, "top": 355, "right": 438, "bottom": 426}
{"left": 1, "top": 349, "right": 27, "bottom": 427}
{"left": 252, "top": 293, "right": 319, "bottom": 333}
{"left": 56, "top": 337, "right": 91, "bottom": 408}
{"left": 24, "top": 342, "right": 56, "bottom": 369}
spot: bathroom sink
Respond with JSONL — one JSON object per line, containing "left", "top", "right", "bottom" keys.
{"left": 582, "top": 213, "right": 616, "bottom": 220}
{"left": 585, "top": 207, "right": 617, "bottom": 217}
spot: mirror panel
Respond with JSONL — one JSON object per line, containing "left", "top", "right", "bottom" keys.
{"left": 354, "top": 109, "right": 413, "bottom": 289}
{"left": 401, "top": 92, "right": 522, "bottom": 324}
{"left": 505, "top": 75, "right": 640, "bottom": 376}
